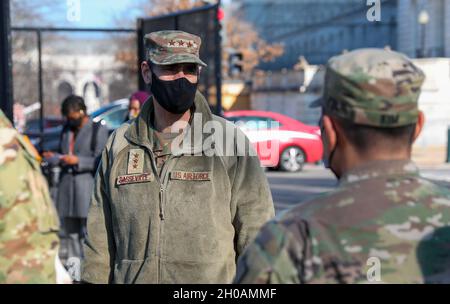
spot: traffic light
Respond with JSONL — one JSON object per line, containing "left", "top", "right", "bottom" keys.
{"left": 229, "top": 52, "right": 243, "bottom": 78}
{"left": 217, "top": 7, "right": 224, "bottom": 22}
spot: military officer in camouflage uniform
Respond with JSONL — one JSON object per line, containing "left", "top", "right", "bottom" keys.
{"left": 0, "top": 109, "right": 61, "bottom": 283}
{"left": 235, "top": 48, "right": 450, "bottom": 284}
{"left": 81, "top": 30, "right": 275, "bottom": 284}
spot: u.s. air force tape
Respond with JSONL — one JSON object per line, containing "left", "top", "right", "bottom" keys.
{"left": 170, "top": 171, "right": 211, "bottom": 181}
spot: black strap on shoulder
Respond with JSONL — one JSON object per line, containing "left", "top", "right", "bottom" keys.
{"left": 59, "top": 124, "right": 70, "bottom": 153}
{"left": 90, "top": 121, "right": 101, "bottom": 153}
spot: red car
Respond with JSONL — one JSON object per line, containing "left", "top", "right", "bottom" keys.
{"left": 224, "top": 110, "right": 323, "bottom": 172}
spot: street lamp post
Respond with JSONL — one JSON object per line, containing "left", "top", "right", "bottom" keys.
{"left": 418, "top": 10, "right": 429, "bottom": 58}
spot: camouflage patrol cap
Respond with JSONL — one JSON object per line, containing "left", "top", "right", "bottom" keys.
{"left": 311, "top": 48, "right": 425, "bottom": 127}
{"left": 144, "top": 30, "right": 207, "bottom": 67}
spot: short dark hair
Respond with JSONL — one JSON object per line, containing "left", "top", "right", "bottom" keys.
{"left": 335, "top": 118, "right": 416, "bottom": 154}
{"left": 61, "top": 95, "right": 86, "bottom": 116}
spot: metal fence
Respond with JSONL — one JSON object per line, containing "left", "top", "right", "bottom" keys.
{"left": 10, "top": 27, "right": 137, "bottom": 151}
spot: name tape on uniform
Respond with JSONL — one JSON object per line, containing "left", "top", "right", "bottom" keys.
{"left": 127, "top": 149, "right": 145, "bottom": 175}
{"left": 117, "top": 173, "right": 154, "bottom": 186}
{"left": 170, "top": 171, "right": 211, "bottom": 181}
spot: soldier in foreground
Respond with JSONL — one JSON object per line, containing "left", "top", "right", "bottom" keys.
{"left": 81, "top": 30, "right": 274, "bottom": 284}
{"left": 0, "top": 109, "right": 65, "bottom": 283}
{"left": 235, "top": 48, "right": 450, "bottom": 284}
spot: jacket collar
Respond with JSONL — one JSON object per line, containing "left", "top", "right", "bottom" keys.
{"left": 339, "top": 159, "right": 419, "bottom": 186}
{"left": 124, "top": 91, "right": 215, "bottom": 155}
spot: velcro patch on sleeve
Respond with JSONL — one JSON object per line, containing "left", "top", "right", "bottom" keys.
{"left": 170, "top": 171, "right": 211, "bottom": 181}
{"left": 116, "top": 173, "right": 154, "bottom": 186}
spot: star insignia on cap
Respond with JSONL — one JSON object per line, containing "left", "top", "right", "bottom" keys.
{"left": 178, "top": 40, "right": 185, "bottom": 47}
{"left": 168, "top": 40, "right": 176, "bottom": 46}
{"left": 187, "top": 41, "right": 193, "bottom": 48}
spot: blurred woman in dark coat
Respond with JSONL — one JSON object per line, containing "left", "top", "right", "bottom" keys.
{"left": 45, "top": 95, "right": 109, "bottom": 261}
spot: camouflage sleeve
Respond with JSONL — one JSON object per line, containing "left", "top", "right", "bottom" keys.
{"left": 230, "top": 134, "right": 275, "bottom": 258}
{"left": 234, "top": 220, "right": 305, "bottom": 284}
{"left": 0, "top": 123, "right": 60, "bottom": 283}
{"left": 81, "top": 147, "right": 116, "bottom": 283}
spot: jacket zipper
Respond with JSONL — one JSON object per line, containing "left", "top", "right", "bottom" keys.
{"left": 157, "top": 154, "right": 178, "bottom": 283}
{"left": 158, "top": 184, "right": 165, "bottom": 283}
{"left": 148, "top": 147, "right": 176, "bottom": 284}
{"left": 146, "top": 149, "right": 163, "bottom": 284}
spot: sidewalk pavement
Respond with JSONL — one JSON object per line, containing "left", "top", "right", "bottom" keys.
{"left": 412, "top": 146, "right": 449, "bottom": 167}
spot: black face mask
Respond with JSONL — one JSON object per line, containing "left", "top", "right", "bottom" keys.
{"left": 68, "top": 117, "right": 83, "bottom": 131}
{"left": 150, "top": 72, "right": 198, "bottom": 114}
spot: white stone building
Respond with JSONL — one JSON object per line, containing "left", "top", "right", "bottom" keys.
{"left": 47, "top": 53, "right": 125, "bottom": 114}
{"left": 12, "top": 35, "right": 137, "bottom": 117}
{"left": 234, "top": 0, "right": 398, "bottom": 68}
{"left": 413, "top": 58, "right": 450, "bottom": 148}
{"left": 397, "top": 0, "right": 450, "bottom": 58}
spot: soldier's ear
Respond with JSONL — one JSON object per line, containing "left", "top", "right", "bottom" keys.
{"left": 322, "top": 115, "right": 337, "bottom": 154}
{"left": 413, "top": 111, "right": 425, "bottom": 142}
{"left": 141, "top": 61, "right": 152, "bottom": 84}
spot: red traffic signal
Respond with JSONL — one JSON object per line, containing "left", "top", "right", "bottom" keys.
{"left": 217, "top": 8, "right": 225, "bottom": 21}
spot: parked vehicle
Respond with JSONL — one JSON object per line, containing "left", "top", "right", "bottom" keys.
{"left": 224, "top": 110, "right": 323, "bottom": 172}
{"left": 25, "top": 116, "right": 65, "bottom": 134}
{"left": 91, "top": 98, "right": 129, "bottom": 130}
{"left": 27, "top": 99, "right": 129, "bottom": 152}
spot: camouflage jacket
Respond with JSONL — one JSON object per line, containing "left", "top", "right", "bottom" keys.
{"left": 0, "top": 110, "right": 60, "bottom": 284}
{"left": 235, "top": 160, "right": 450, "bottom": 284}
{"left": 81, "top": 92, "right": 275, "bottom": 284}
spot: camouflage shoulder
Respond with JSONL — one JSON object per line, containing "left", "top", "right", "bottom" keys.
{"left": 0, "top": 122, "right": 21, "bottom": 170}
{"left": 235, "top": 219, "right": 308, "bottom": 284}
{"left": 418, "top": 175, "right": 450, "bottom": 194}
{"left": 0, "top": 127, "right": 43, "bottom": 175}
{"left": 277, "top": 184, "right": 352, "bottom": 223}
{"left": 0, "top": 110, "right": 13, "bottom": 129}
{"left": 0, "top": 117, "right": 59, "bottom": 283}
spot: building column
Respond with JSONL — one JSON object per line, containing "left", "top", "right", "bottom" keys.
{"left": 397, "top": 0, "right": 416, "bottom": 57}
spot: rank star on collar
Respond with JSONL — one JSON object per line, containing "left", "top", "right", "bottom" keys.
{"left": 127, "top": 149, "right": 145, "bottom": 175}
